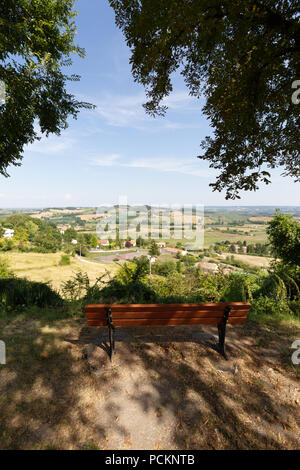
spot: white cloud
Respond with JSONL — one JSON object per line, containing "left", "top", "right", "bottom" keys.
{"left": 24, "top": 132, "right": 75, "bottom": 155}
{"left": 91, "top": 153, "right": 121, "bottom": 167}
{"left": 83, "top": 90, "right": 203, "bottom": 130}
{"left": 91, "top": 154, "right": 213, "bottom": 178}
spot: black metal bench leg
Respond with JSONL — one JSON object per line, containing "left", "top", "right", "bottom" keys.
{"left": 111, "top": 326, "right": 116, "bottom": 354}
{"left": 217, "top": 323, "right": 227, "bottom": 360}
{"left": 108, "top": 324, "right": 113, "bottom": 361}
{"left": 216, "top": 306, "right": 232, "bottom": 360}
{"left": 106, "top": 307, "right": 115, "bottom": 362}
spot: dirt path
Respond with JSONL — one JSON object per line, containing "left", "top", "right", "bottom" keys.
{"left": 0, "top": 318, "right": 299, "bottom": 450}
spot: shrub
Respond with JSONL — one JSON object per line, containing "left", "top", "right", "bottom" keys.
{"left": 182, "top": 255, "right": 198, "bottom": 266}
{"left": 99, "top": 277, "right": 155, "bottom": 304}
{"left": 0, "top": 256, "right": 14, "bottom": 278}
{"left": 152, "top": 260, "right": 177, "bottom": 276}
{"left": 116, "top": 257, "right": 149, "bottom": 284}
{"left": 289, "top": 300, "right": 300, "bottom": 317}
{"left": 189, "top": 272, "right": 228, "bottom": 303}
{"left": 99, "top": 258, "right": 154, "bottom": 304}
{"left": 221, "top": 273, "right": 256, "bottom": 302}
{"left": 0, "top": 239, "right": 14, "bottom": 251}
{"left": 60, "top": 254, "right": 71, "bottom": 266}
{"left": 144, "top": 273, "right": 191, "bottom": 302}
{"left": 251, "top": 297, "right": 293, "bottom": 316}
{"left": 0, "top": 278, "right": 62, "bottom": 309}
{"left": 61, "top": 272, "right": 91, "bottom": 301}
{"left": 61, "top": 271, "right": 111, "bottom": 305}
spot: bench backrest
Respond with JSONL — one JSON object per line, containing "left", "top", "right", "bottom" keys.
{"left": 85, "top": 303, "right": 251, "bottom": 327}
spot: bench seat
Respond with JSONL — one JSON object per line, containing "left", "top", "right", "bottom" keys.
{"left": 85, "top": 302, "right": 251, "bottom": 360}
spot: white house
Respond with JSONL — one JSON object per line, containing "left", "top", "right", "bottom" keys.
{"left": 157, "top": 242, "right": 166, "bottom": 248}
{"left": 98, "top": 239, "right": 110, "bottom": 247}
{"left": 3, "top": 229, "right": 14, "bottom": 239}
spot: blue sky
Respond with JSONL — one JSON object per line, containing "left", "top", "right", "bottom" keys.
{"left": 0, "top": 0, "right": 299, "bottom": 208}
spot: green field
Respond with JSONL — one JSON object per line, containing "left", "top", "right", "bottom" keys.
{"left": 204, "top": 228, "right": 267, "bottom": 247}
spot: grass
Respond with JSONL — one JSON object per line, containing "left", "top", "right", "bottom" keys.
{"left": 4, "top": 252, "right": 118, "bottom": 293}
{"left": 248, "top": 307, "right": 300, "bottom": 328}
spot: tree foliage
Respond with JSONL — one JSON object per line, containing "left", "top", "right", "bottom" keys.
{"left": 0, "top": 0, "right": 94, "bottom": 176}
{"left": 267, "top": 212, "right": 300, "bottom": 265}
{"left": 148, "top": 240, "right": 160, "bottom": 257}
{"left": 33, "top": 225, "right": 62, "bottom": 252}
{"left": 110, "top": 0, "right": 300, "bottom": 198}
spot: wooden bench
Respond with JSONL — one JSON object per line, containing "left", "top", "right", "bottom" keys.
{"left": 85, "top": 302, "right": 251, "bottom": 360}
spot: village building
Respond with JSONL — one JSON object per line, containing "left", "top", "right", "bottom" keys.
{"left": 161, "top": 247, "right": 181, "bottom": 255}
{"left": 3, "top": 228, "right": 14, "bottom": 239}
{"left": 157, "top": 242, "right": 166, "bottom": 248}
{"left": 222, "top": 266, "right": 235, "bottom": 275}
{"left": 161, "top": 247, "right": 187, "bottom": 256}
{"left": 124, "top": 240, "right": 136, "bottom": 248}
{"left": 98, "top": 239, "right": 110, "bottom": 247}
{"left": 195, "top": 261, "right": 219, "bottom": 273}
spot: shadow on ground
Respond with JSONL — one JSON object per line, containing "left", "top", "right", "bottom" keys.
{"left": 1, "top": 318, "right": 299, "bottom": 449}
{"left": 74, "top": 322, "right": 300, "bottom": 450}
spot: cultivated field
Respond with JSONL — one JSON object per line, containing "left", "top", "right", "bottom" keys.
{"left": 204, "top": 229, "right": 267, "bottom": 248}
{"left": 220, "top": 253, "right": 272, "bottom": 268}
{"left": 3, "top": 252, "right": 118, "bottom": 292}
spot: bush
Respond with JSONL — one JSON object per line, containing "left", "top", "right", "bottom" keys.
{"left": 0, "top": 278, "right": 62, "bottom": 309}
{"left": 152, "top": 260, "right": 177, "bottom": 276}
{"left": 61, "top": 271, "right": 110, "bottom": 305}
{"left": 0, "top": 257, "right": 14, "bottom": 278}
{"left": 188, "top": 272, "right": 228, "bottom": 303}
{"left": 221, "top": 273, "right": 256, "bottom": 302}
{"left": 61, "top": 272, "right": 91, "bottom": 301}
{"left": 0, "top": 239, "right": 14, "bottom": 251}
{"left": 99, "top": 258, "right": 154, "bottom": 304}
{"left": 60, "top": 254, "right": 71, "bottom": 266}
{"left": 115, "top": 257, "right": 149, "bottom": 284}
{"left": 144, "top": 273, "right": 191, "bottom": 303}
{"left": 182, "top": 255, "right": 198, "bottom": 267}
{"left": 251, "top": 297, "right": 293, "bottom": 316}
{"left": 289, "top": 300, "right": 300, "bottom": 317}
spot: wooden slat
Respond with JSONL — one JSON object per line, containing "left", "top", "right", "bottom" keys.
{"left": 86, "top": 302, "right": 250, "bottom": 309}
{"left": 86, "top": 312, "right": 107, "bottom": 320}
{"left": 85, "top": 303, "right": 251, "bottom": 313}
{"left": 85, "top": 306, "right": 107, "bottom": 313}
{"left": 87, "top": 320, "right": 108, "bottom": 327}
{"left": 87, "top": 316, "right": 247, "bottom": 327}
{"left": 85, "top": 302, "right": 251, "bottom": 328}
{"left": 86, "top": 309, "right": 249, "bottom": 320}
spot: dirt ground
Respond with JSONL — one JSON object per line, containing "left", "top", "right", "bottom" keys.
{"left": 0, "top": 317, "right": 299, "bottom": 450}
